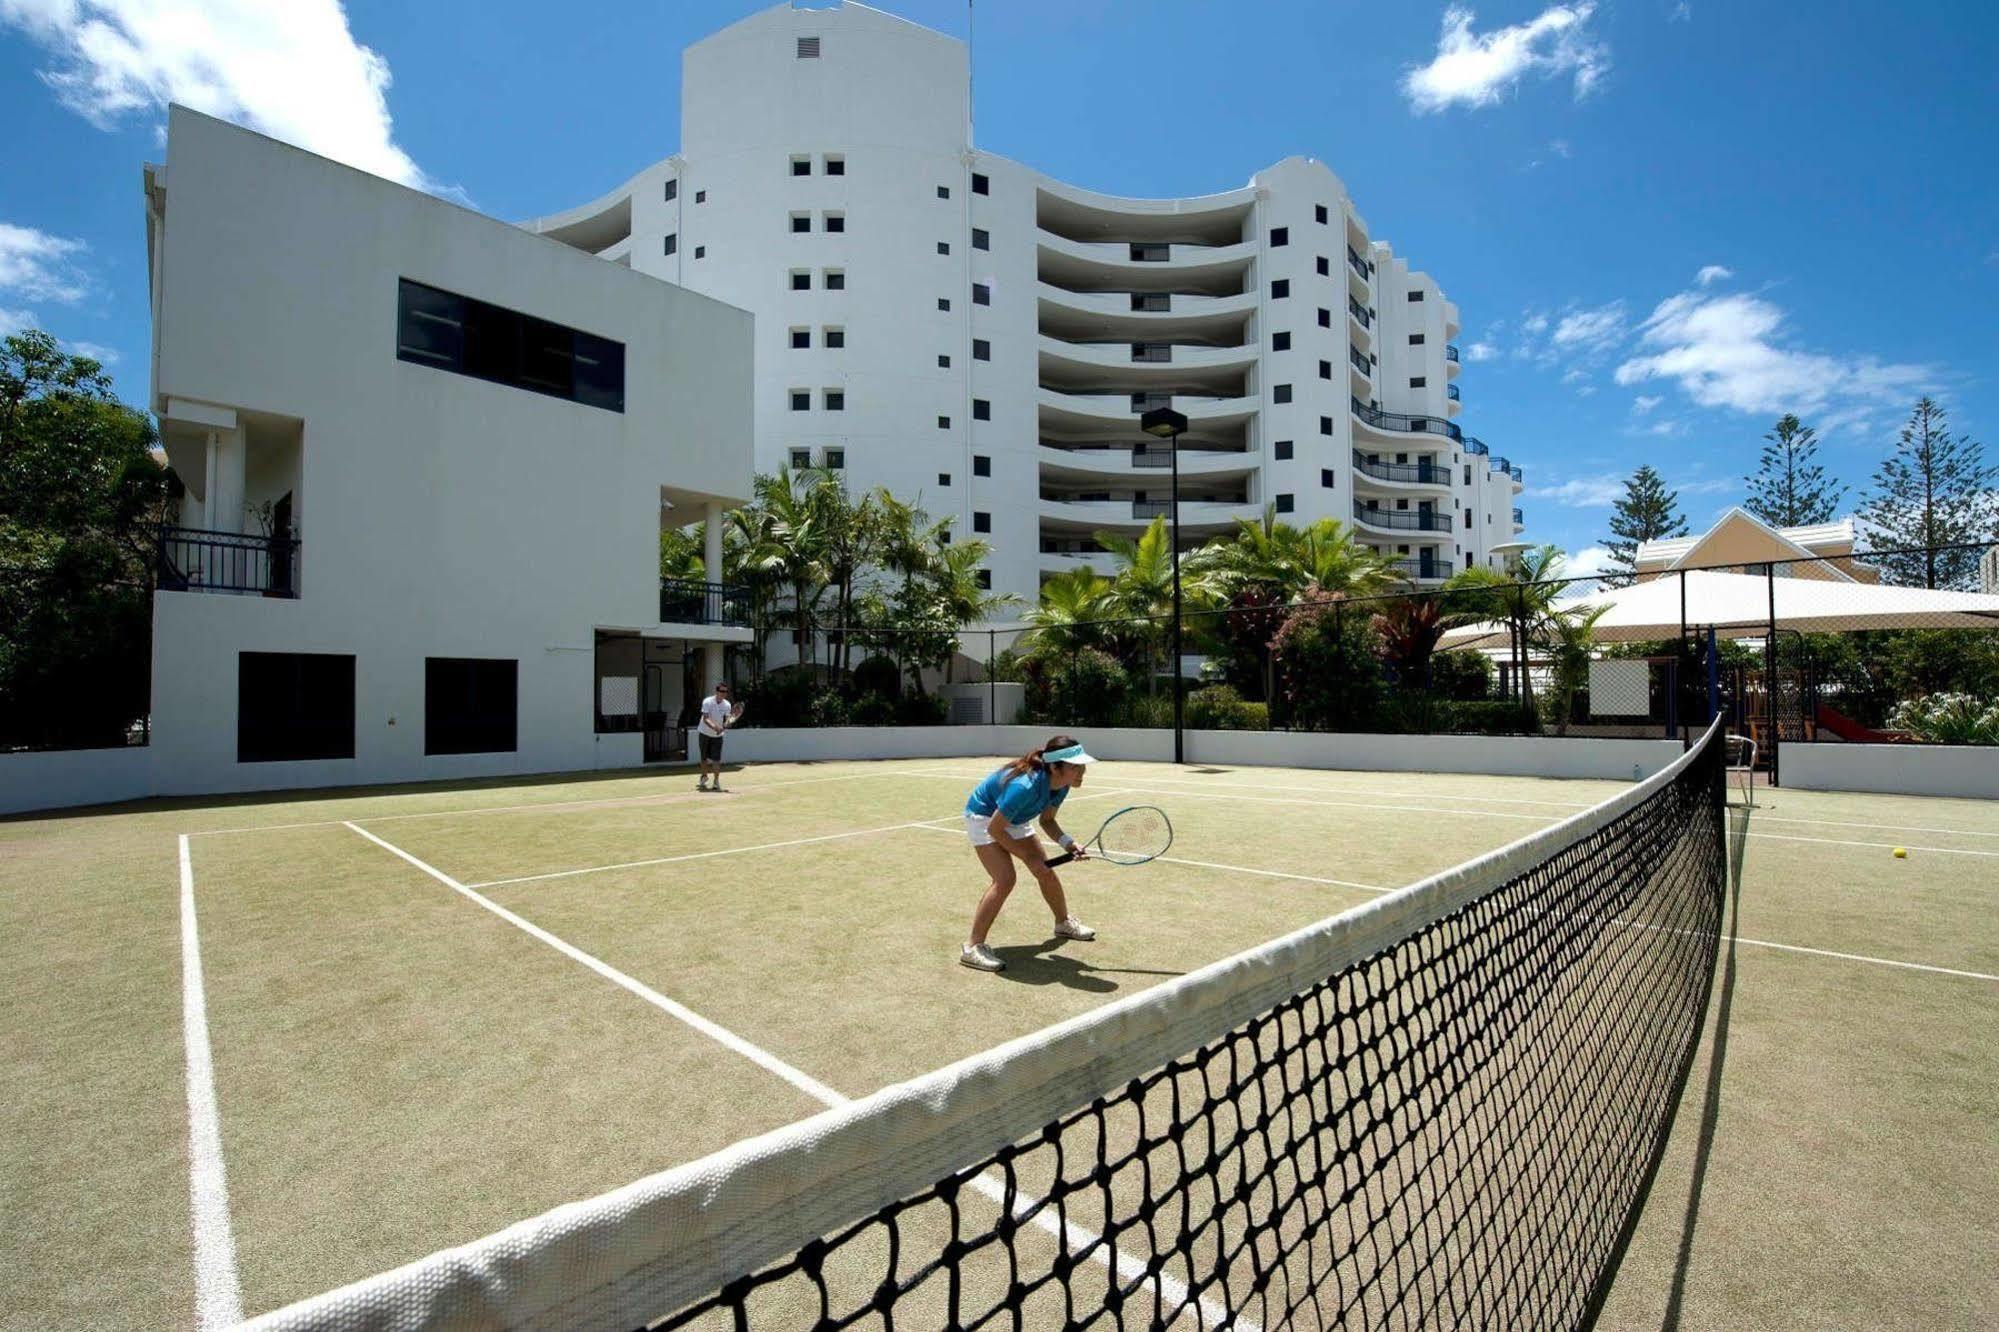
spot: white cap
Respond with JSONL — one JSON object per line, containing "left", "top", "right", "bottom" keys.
{"left": 1044, "top": 743, "right": 1096, "bottom": 764}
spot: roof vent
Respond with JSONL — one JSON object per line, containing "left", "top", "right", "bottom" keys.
{"left": 796, "top": 36, "right": 821, "bottom": 58}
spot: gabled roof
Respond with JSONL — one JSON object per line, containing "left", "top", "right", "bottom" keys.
{"left": 1635, "top": 508, "right": 1858, "bottom": 581}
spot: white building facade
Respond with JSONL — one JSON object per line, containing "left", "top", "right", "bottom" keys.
{"left": 526, "top": 0, "right": 1527, "bottom": 611}
{"left": 141, "top": 107, "right": 755, "bottom": 797}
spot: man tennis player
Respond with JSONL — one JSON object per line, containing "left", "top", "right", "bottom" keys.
{"left": 695, "top": 682, "right": 742, "bottom": 792}
{"left": 959, "top": 735, "right": 1097, "bottom": 973}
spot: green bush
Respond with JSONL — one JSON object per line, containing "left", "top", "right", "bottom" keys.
{"left": 1113, "top": 693, "right": 1174, "bottom": 728}
{"left": 1428, "top": 650, "right": 1492, "bottom": 701}
{"left": 1444, "top": 701, "right": 1539, "bottom": 735}
{"left": 851, "top": 655, "right": 901, "bottom": 700}
{"left": 1270, "top": 600, "right": 1388, "bottom": 732}
{"left": 1886, "top": 693, "right": 1999, "bottom": 745}
{"left": 808, "top": 688, "right": 852, "bottom": 727}
{"left": 1022, "top": 648, "right": 1130, "bottom": 727}
{"left": 847, "top": 691, "right": 898, "bottom": 725}
{"left": 1186, "top": 684, "right": 1269, "bottom": 731}
{"left": 895, "top": 690, "right": 948, "bottom": 726}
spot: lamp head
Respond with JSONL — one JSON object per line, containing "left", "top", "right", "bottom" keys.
{"left": 1140, "top": 406, "right": 1189, "bottom": 439}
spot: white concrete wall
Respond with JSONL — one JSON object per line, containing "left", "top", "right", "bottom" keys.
{"left": 0, "top": 747, "right": 154, "bottom": 816}
{"left": 1782, "top": 743, "right": 1999, "bottom": 800}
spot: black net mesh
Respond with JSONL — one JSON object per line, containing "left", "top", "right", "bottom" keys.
{"left": 652, "top": 733, "right": 1727, "bottom": 1332}
{"left": 1096, "top": 806, "right": 1173, "bottom": 866}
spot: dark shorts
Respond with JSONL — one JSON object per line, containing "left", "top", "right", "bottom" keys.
{"left": 699, "top": 732, "right": 724, "bottom": 762}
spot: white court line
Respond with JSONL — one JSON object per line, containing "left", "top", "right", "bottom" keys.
{"left": 178, "top": 835, "right": 244, "bottom": 1330}
{"left": 1739, "top": 830, "right": 1999, "bottom": 860}
{"left": 1732, "top": 937, "right": 1998, "bottom": 983}
{"left": 1099, "top": 783, "right": 1557, "bottom": 824}
{"left": 465, "top": 819, "right": 943, "bottom": 889}
{"left": 1749, "top": 813, "right": 1999, "bottom": 840}
{"left": 342, "top": 821, "right": 1240, "bottom": 1331}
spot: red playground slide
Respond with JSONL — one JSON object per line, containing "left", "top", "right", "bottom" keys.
{"left": 1814, "top": 704, "right": 1902, "bottom": 743}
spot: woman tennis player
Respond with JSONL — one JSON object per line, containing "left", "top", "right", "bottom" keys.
{"left": 959, "top": 735, "right": 1097, "bottom": 973}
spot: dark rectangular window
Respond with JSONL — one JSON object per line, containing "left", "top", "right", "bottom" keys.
{"left": 825, "top": 447, "right": 845, "bottom": 469}
{"left": 824, "top": 327, "right": 844, "bottom": 348}
{"left": 972, "top": 283, "right": 991, "bottom": 305}
{"left": 1408, "top": 290, "right": 1425, "bottom": 301}
{"left": 938, "top": 472, "right": 952, "bottom": 485}
{"left": 973, "top": 398, "right": 990, "bottom": 420}
{"left": 790, "top": 391, "right": 810, "bottom": 411}
{"left": 1410, "top": 333, "right": 1426, "bottom": 345}
{"left": 937, "top": 185, "right": 950, "bottom": 199}
{"left": 792, "top": 214, "right": 811, "bottom": 233}
{"left": 694, "top": 245, "right": 705, "bottom": 258}
{"left": 1319, "top": 360, "right": 1332, "bottom": 379}
{"left": 663, "top": 179, "right": 678, "bottom": 201}
{"left": 973, "top": 454, "right": 991, "bottom": 476}
{"left": 973, "top": 511, "right": 991, "bottom": 533}
{"left": 1410, "top": 377, "right": 1427, "bottom": 388}
{"left": 972, "top": 228, "right": 990, "bottom": 250}
{"left": 397, "top": 279, "right": 624, "bottom": 413}
{"left": 824, "top": 390, "right": 844, "bottom": 410}
{"left": 976, "top": 569, "right": 991, "bottom": 589}
{"left": 972, "top": 172, "right": 989, "bottom": 194}
{"left": 663, "top": 233, "right": 677, "bottom": 256}
{"left": 791, "top": 156, "right": 811, "bottom": 176}
{"left": 824, "top": 214, "right": 845, "bottom": 233}
{"left": 792, "top": 271, "right": 811, "bottom": 290}
{"left": 973, "top": 338, "right": 991, "bottom": 360}
{"left": 938, "top": 353, "right": 951, "bottom": 368}
{"left": 1465, "top": 510, "right": 1473, "bottom": 529}
{"left": 824, "top": 156, "right": 844, "bottom": 175}
{"left": 1270, "top": 227, "right": 1289, "bottom": 246}
{"left": 1272, "top": 331, "right": 1291, "bottom": 351}
{"left": 1315, "top": 204, "right": 1329, "bottom": 224}
{"left": 825, "top": 270, "right": 845, "bottom": 290}
{"left": 238, "top": 652, "right": 354, "bottom": 763}
{"left": 938, "top": 415, "right": 951, "bottom": 429}
{"left": 1321, "top": 469, "right": 1335, "bottom": 488}
{"left": 796, "top": 36, "right": 820, "bottom": 58}
{"left": 937, "top": 297, "right": 951, "bottom": 311}
{"left": 791, "top": 329, "right": 810, "bottom": 349}
{"left": 937, "top": 241, "right": 951, "bottom": 255}
{"left": 790, "top": 448, "right": 811, "bottom": 469}
{"left": 1275, "top": 440, "right": 1293, "bottom": 460}
{"left": 1271, "top": 279, "right": 1290, "bottom": 299}
{"left": 1316, "top": 256, "right": 1330, "bottom": 276}
{"left": 425, "top": 658, "right": 517, "bottom": 756}
{"left": 695, "top": 191, "right": 706, "bottom": 204}
{"left": 1275, "top": 494, "right": 1294, "bottom": 514}
{"left": 1273, "top": 384, "right": 1292, "bottom": 404}
{"left": 1318, "top": 307, "right": 1331, "bottom": 328}
{"left": 1320, "top": 416, "right": 1333, "bottom": 435}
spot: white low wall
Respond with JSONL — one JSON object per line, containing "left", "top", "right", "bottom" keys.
{"left": 0, "top": 746, "right": 155, "bottom": 816}
{"left": 1781, "top": 742, "right": 1999, "bottom": 800}
{"left": 722, "top": 726, "right": 1175, "bottom": 765}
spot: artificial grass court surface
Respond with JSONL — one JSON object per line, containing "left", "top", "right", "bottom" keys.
{"left": 0, "top": 758, "right": 1991, "bottom": 1330}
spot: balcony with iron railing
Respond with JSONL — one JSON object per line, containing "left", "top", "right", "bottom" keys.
{"left": 1346, "top": 247, "right": 1372, "bottom": 280}
{"left": 156, "top": 526, "right": 299, "bottom": 598}
{"left": 1446, "top": 384, "right": 1460, "bottom": 402}
{"left": 1352, "top": 502, "right": 1451, "bottom": 533}
{"left": 1490, "top": 455, "right": 1512, "bottom": 476}
{"left": 1444, "top": 344, "right": 1460, "bottom": 364}
{"left": 1507, "top": 462, "right": 1524, "bottom": 484}
{"left": 1513, "top": 507, "right": 1525, "bottom": 526}
{"left": 1388, "top": 557, "right": 1453, "bottom": 582}
{"left": 1348, "top": 297, "right": 1372, "bottom": 329}
{"left": 659, "top": 578, "right": 754, "bottom": 627}
{"left": 1351, "top": 396, "right": 1463, "bottom": 443}
{"left": 1348, "top": 345, "right": 1373, "bottom": 378}
{"left": 1462, "top": 435, "right": 1489, "bottom": 457}
{"left": 1352, "top": 451, "right": 1451, "bottom": 486}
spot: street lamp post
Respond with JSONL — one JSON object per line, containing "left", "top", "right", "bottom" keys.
{"left": 1140, "top": 405, "right": 1190, "bottom": 764}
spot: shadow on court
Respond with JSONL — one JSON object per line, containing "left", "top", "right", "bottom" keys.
{"left": 989, "top": 938, "right": 1184, "bottom": 993}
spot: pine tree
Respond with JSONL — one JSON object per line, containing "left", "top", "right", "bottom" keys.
{"left": 1743, "top": 414, "right": 1844, "bottom": 527}
{"left": 1858, "top": 397, "right": 1998, "bottom": 588}
{"left": 1603, "top": 465, "right": 1688, "bottom": 580}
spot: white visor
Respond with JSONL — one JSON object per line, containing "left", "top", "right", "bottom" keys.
{"left": 1044, "top": 744, "right": 1096, "bottom": 765}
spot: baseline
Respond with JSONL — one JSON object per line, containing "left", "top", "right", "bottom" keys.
{"left": 178, "top": 834, "right": 245, "bottom": 1330}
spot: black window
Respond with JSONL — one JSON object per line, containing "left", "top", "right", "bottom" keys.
{"left": 974, "top": 511, "right": 991, "bottom": 533}
{"left": 973, "top": 454, "right": 991, "bottom": 476}
{"left": 939, "top": 472, "right": 951, "bottom": 485}
{"left": 972, "top": 228, "right": 990, "bottom": 250}
{"left": 791, "top": 271, "right": 811, "bottom": 290}
{"left": 824, "top": 156, "right": 844, "bottom": 175}
{"left": 824, "top": 390, "right": 844, "bottom": 410}
{"left": 663, "top": 233, "right": 677, "bottom": 256}
{"left": 238, "top": 652, "right": 354, "bottom": 763}
{"left": 1464, "top": 510, "right": 1473, "bottom": 529}
{"left": 1320, "top": 416, "right": 1333, "bottom": 435}
{"left": 824, "top": 327, "right": 844, "bottom": 348}
{"left": 1275, "top": 494, "right": 1294, "bottom": 514}
{"left": 792, "top": 157, "right": 811, "bottom": 176}
{"left": 973, "top": 338, "right": 991, "bottom": 360}
{"left": 790, "top": 391, "right": 810, "bottom": 411}
{"left": 937, "top": 185, "right": 950, "bottom": 199}
{"left": 1410, "top": 333, "right": 1426, "bottom": 345}
{"left": 1271, "top": 279, "right": 1290, "bottom": 299}
{"left": 791, "top": 448, "right": 811, "bottom": 469}
{"left": 825, "top": 270, "right": 845, "bottom": 290}
{"left": 695, "top": 191, "right": 706, "bottom": 204}
{"left": 937, "top": 241, "right": 950, "bottom": 255}
{"left": 664, "top": 179, "right": 678, "bottom": 201}
{"left": 938, "top": 297, "right": 951, "bottom": 311}
{"left": 1316, "top": 256, "right": 1330, "bottom": 276}
{"left": 1272, "top": 331, "right": 1291, "bottom": 351}
{"left": 972, "top": 283, "right": 991, "bottom": 305}
{"left": 1408, "top": 290, "right": 1425, "bottom": 301}
{"left": 976, "top": 568, "right": 991, "bottom": 589}
{"left": 694, "top": 245, "right": 705, "bottom": 258}
{"left": 792, "top": 214, "right": 811, "bottom": 233}
{"left": 791, "top": 329, "right": 810, "bottom": 349}
{"left": 973, "top": 398, "right": 990, "bottom": 420}
{"left": 824, "top": 214, "right": 845, "bottom": 233}
{"left": 1270, "top": 227, "right": 1289, "bottom": 246}
{"left": 397, "top": 279, "right": 624, "bottom": 413}
{"left": 1410, "top": 377, "right": 1426, "bottom": 388}
{"left": 1319, "top": 360, "right": 1331, "bottom": 379}
{"left": 425, "top": 658, "right": 517, "bottom": 756}
{"left": 1315, "top": 204, "right": 1329, "bottom": 223}
{"left": 1321, "top": 469, "right": 1335, "bottom": 488}
{"left": 1318, "top": 307, "right": 1331, "bottom": 328}
{"left": 1275, "top": 440, "right": 1294, "bottom": 460}
{"left": 938, "top": 353, "right": 950, "bottom": 368}
{"left": 972, "top": 172, "right": 989, "bottom": 194}
{"left": 796, "top": 36, "right": 820, "bottom": 58}
{"left": 1273, "top": 384, "right": 1292, "bottom": 404}
{"left": 938, "top": 415, "right": 951, "bottom": 429}
{"left": 825, "top": 448, "right": 845, "bottom": 469}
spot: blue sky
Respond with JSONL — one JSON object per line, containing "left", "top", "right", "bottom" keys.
{"left": 3, "top": 0, "right": 1994, "bottom": 569}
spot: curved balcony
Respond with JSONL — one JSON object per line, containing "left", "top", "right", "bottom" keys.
{"left": 1040, "top": 496, "right": 1258, "bottom": 530}
{"left": 1038, "top": 443, "right": 1254, "bottom": 481}
{"left": 1446, "top": 384, "right": 1460, "bottom": 402}
{"left": 1035, "top": 180, "right": 1255, "bottom": 247}
{"left": 1488, "top": 457, "right": 1525, "bottom": 489}
{"left": 1352, "top": 502, "right": 1452, "bottom": 535}
{"left": 1036, "top": 284, "right": 1256, "bottom": 343}
{"left": 1351, "top": 451, "right": 1452, "bottom": 492}
{"left": 1039, "top": 548, "right": 1115, "bottom": 578}
{"left": 1037, "top": 334, "right": 1256, "bottom": 395}
{"left": 1513, "top": 507, "right": 1525, "bottom": 528}
{"left": 1038, "top": 234, "right": 1255, "bottom": 296}
{"left": 1347, "top": 298, "right": 1374, "bottom": 347}
{"left": 1387, "top": 557, "right": 1454, "bottom": 584}
{"left": 1351, "top": 396, "right": 1463, "bottom": 444}
{"left": 1039, "top": 387, "right": 1257, "bottom": 433}
{"left": 1444, "top": 344, "right": 1460, "bottom": 364}
{"left": 1462, "top": 435, "right": 1489, "bottom": 457}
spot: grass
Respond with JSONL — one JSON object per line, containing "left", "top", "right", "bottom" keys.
{"left": 1, "top": 756, "right": 1993, "bottom": 1330}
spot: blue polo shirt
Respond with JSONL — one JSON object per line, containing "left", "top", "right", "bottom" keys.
{"left": 966, "top": 765, "right": 1069, "bottom": 824}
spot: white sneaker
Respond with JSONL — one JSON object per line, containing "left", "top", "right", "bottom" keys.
{"left": 697, "top": 779, "right": 709, "bottom": 791}
{"left": 1054, "top": 917, "right": 1096, "bottom": 941}
{"left": 960, "top": 943, "right": 1005, "bottom": 972}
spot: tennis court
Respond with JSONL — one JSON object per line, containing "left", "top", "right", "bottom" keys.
{"left": 3, "top": 741, "right": 1995, "bottom": 1330}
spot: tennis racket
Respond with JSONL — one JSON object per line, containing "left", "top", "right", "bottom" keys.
{"left": 1044, "top": 805, "right": 1172, "bottom": 867}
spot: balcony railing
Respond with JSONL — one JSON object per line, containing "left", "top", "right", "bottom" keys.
{"left": 1513, "top": 507, "right": 1525, "bottom": 526}
{"left": 1351, "top": 396, "right": 1463, "bottom": 443}
{"left": 1352, "top": 451, "right": 1450, "bottom": 486}
{"left": 1348, "top": 346, "right": 1373, "bottom": 377}
{"left": 1346, "top": 247, "right": 1372, "bottom": 280}
{"left": 1130, "top": 391, "right": 1174, "bottom": 413}
{"left": 1130, "top": 243, "right": 1170, "bottom": 262}
{"left": 1353, "top": 502, "right": 1450, "bottom": 533}
{"left": 1131, "top": 343, "right": 1173, "bottom": 362}
{"left": 1389, "top": 557, "right": 1453, "bottom": 581}
{"left": 1130, "top": 293, "right": 1171, "bottom": 312}
{"left": 1444, "top": 344, "right": 1460, "bottom": 364}
{"left": 1131, "top": 445, "right": 1174, "bottom": 468}
{"left": 1462, "top": 435, "right": 1490, "bottom": 457}
{"left": 1348, "top": 297, "right": 1372, "bottom": 329}
{"left": 1507, "top": 462, "right": 1524, "bottom": 483}
{"left": 659, "top": 578, "right": 754, "bottom": 627}
{"left": 1132, "top": 500, "right": 1170, "bottom": 519}
{"left": 156, "top": 525, "right": 299, "bottom": 598}
{"left": 1446, "top": 384, "right": 1460, "bottom": 402}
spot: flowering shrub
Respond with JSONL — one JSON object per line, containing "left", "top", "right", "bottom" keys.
{"left": 1885, "top": 693, "right": 1999, "bottom": 745}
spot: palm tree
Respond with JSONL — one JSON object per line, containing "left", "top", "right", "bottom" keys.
{"left": 1545, "top": 603, "right": 1610, "bottom": 736}
{"left": 659, "top": 522, "right": 705, "bottom": 580}
{"left": 724, "top": 499, "right": 788, "bottom": 682}
{"left": 1094, "top": 517, "right": 1178, "bottom": 690}
{"left": 805, "top": 471, "right": 881, "bottom": 677}
{"left": 750, "top": 466, "right": 830, "bottom": 671}
{"left": 1023, "top": 567, "right": 1112, "bottom": 657}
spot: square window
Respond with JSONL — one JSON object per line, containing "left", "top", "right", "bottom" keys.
{"left": 1410, "top": 377, "right": 1426, "bottom": 388}
{"left": 937, "top": 241, "right": 950, "bottom": 255}
{"left": 792, "top": 214, "right": 811, "bottom": 233}
{"left": 824, "top": 156, "right": 845, "bottom": 175}
{"left": 791, "top": 271, "right": 811, "bottom": 290}
{"left": 1316, "top": 256, "right": 1330, "bottom": 276}
{"left": 1317, "top": 307, "right": 1331, "bottom": 328}
{"left": 938, "top": 472, "right": 951, "bottom": 485}
{"left": 825, "top": 270, "right": 845, "bottom": 290}
{"left": 695, "top": 190, "right": 707, "bottom": 204}
{"left": 663, "top": 233, "right": 678, "bottom": 255}
{"left": 791, "top": 156, "right": 811, "bottom": 176}
{"left": 1272, "top": 331, "right": 1291, "bottom": 351}
{"left": 1408, "top": 290, "right": 1425, "bottom": 301}
{"left": 1272, "top": 384, "right": 1292, "bottom": 404}
{"left": 1410, "top": 333, "right": 1426, "bottom": 345}
{"left": 972, "top": 283, "right": 991, "bottom": 305}
{"left": 972, "top": 227, "right": 990, "bottom": 250}
{"left": 1275, "top": 440, "right": 1294, "bottom": 460}
{"left": 796, "top": 35, "right": 820, "bottom": 58}
{"left": 972, "top": 172, "right": 989, "bottom": 194}
{"left": 663, "top": 179, "right": 678, "bottom": 202}
{"left": 826, "top": 447, "right": 845, "bottom": 468}
{"left": 694, "top": 245, "right": 706, "bottom": 258}
{"left": 937, "top": 184, "right": 950, "bottom": 199}
{"left": 791, "top": 328, "right": 810, "bottom": 349}
{"left": 425, "top": 657, "right": 518, "bottom": 756}
{"left": 973, "top": 454, "right": 990, "bottom": 477}
{"left": 973, "top": 398, "right": 990, "bottom": 420}
{"left": 239, "top": 652, "right": 355, "bottom": 762}
{"left": 1271, "top": 279, "right": 1290, "bottom": 299}
{"left": 1315, "top": 204, "right": 1329, "bottom": 223}
{"left": 1270, "top": 226, "right": 1289, "bottom": 246}
{"left": 1321, "top": 469, "right": 1335, "bottom": 488}
{"left": 973, "top": 511, "right": 991, "bottom": 533}
{"left": 790, "top": 448, "right": 811, "bottom": 469}
{"left": 938, "top": 415, "right": 951, "bottom": 429}
{"left": 1275, "top": 493, "right": 1294, "bottom": 514}
{"left": 938, "top": 353, "right": 951, "bottom": 368}
{"left": 824, "top": 390, "right": 844, "bottom": 410}
{"left": 825, "top": 327, "right": 845, "bottom": 348}
{"left": 937, "top": 297, "right": 951, "bottom": 311}
{"left": 973, "top": 338, "right": 990, "bottom": 360}
{"left": 976, "top": 568, "right": 991, "bottom": 589}
{"left": 824, "top": 214, "right": 845, "bottom": 233}
{"left": 1320, "top": 416, "right": 1333, "bottom": 435}
{"left": 938, "top": 529, "right": 951, "bottom": 544}
{"left": 1319, "top": 360, "right": 1331, "bottom": 379}
{"left": 790, "top": 390, "right": 810, "bottom": 411}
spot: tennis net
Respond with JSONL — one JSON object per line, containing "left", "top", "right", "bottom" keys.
{"left": 249, "top": 719, "right": 1727, "bottom": 1332}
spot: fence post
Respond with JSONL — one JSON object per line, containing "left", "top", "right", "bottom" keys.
{"left": 1513, "top": 584, "right": 1529, "bottom": 730}
{"left": 1766, "top": 562, "right": 1780, "bottom": 787}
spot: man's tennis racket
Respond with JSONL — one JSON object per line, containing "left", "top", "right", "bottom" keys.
{"left": 1045, "top": 805, "right": 1172, "bottom": 867}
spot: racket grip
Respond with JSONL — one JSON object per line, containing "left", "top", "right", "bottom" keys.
{"left": 1043, "top": 850, "right": 1077, "bottom": 867}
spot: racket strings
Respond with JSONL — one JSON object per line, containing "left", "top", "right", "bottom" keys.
{"left": 1095, "top": 807, "right": 1171, "bottom": 864}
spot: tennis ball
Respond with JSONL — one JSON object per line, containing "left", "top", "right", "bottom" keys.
{"left": 1893, "top": 847, "right": 1908, "bottom": 858}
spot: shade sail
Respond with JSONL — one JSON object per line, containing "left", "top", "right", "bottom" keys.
{"left": 1438, "top": 570, "right": 1999, "bottom": 651}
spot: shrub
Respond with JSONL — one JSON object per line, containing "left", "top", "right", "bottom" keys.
{"left": 847, "top": 691, "right": 898, "bottom": 725}
{"left": 1428, "top": 650, "right": 1492, "bottom": 701}
{"left": 1445, "top": 701, "right": 1539, "bottom": 735}
{"left": 851, "top": 655, "right": 901, "bottom": 700}
{"left": 895, "top": 689, "right": 948, "bottom": 726}
{"left": 1023, "top": 648, "right": 1130, "bottom": 727}
{"left": 808, "top": 687, "right": 852, "bottom": 727}
{"left": 1886, "top": 693, "right": 1999, "bottom": 745}
{"left": 1270, "top": 599, "right": 1388, "bottom": 732}
{"left": 1186, "top": 684, "right": 1268, "bottom": 731}
{"left": 741, "top": 672, "right": 818, "bottom": 728}
{"left": 1113, "top": 693, "right": 1174, "bottom": 728}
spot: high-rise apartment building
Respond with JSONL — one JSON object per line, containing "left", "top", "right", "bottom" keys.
{"left": 527, "top": 1, "right": 1528, "bottom": 608}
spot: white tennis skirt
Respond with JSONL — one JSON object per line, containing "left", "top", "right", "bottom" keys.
{"left": 964, "top": 812, "right": 1034, "bottom": 847}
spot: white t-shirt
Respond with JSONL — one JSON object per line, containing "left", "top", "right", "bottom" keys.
{"left": 698, "top": 695, "right": 737, "bottom": 737}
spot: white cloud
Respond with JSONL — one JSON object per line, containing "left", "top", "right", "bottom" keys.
{"left": 1538, "top": 474, "right": 1626, "bottom": 507}
{"left": 1560, "top": 366, "right": 1588, "bottom": 384}
{"left": 65, "top": 338, "right": 118, "bottom": 364}
{"left": 1614, "top": 288, "right": 1934, "bottom": 423}
{"left": 1632, "top": 394, "right": 1662, "bottom": 414}
{"left": 1564, "top": 544, "right": 1618, "bottom": 577}
{"left": 1551, "top": 300, "right": 1626, "bottom": 354}
{"left": 1465, "top": 340, "right": 1499, "bottom": 362}
{"left": 1549, "top": 138, "right": 1572, "bottom": 157}
{"left": 0, "top": 221, "right": 88, "bottom": 303}
{"left": 1680, "top": 476, "right": 1737, "bottom": 495}
{"left": 1669, "top": 2, "right": 1691, "bottom": 21}
{"left": 1521, "top": 312, "right": 1550, "bottom": 336}
{"left": 1401, "top": 4, "right": 1609, "bottom": 114}
{"left": 0, "top": 0, "right": 444, "bottom": 191}
{"left": 0, "top": 306, "right": 34, "bottom": 337}
{"left": 1695, "top": 264, "right": 1733, "bottom": 287}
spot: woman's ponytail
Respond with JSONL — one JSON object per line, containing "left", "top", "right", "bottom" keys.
{"left": 1004, "top": 734, "right": 1080, "bottom": 779}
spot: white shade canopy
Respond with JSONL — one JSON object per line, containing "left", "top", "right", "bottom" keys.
{"left": 1439, "top": 570, "right": 1999, "bottom": 651}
